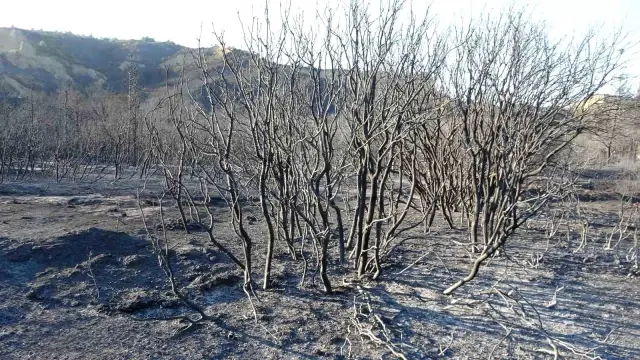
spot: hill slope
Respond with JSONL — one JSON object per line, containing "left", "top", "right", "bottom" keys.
{"left": 0, "top": 27, "right": 187, "bottom": 97}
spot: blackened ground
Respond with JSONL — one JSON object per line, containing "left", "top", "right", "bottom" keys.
{"left": 0, "top": 173, "right": 638, "bottom": 359}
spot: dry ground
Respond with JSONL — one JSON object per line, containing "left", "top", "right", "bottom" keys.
{"left": 0, "top": 170, "right": 639, "bottom": 359}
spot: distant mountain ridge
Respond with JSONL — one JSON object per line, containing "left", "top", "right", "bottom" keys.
{"left": 0, "top": 27, "right": 189, "bottom": 97}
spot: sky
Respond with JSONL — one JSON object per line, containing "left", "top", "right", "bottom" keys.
{"left": 1, "top": 0, "right": 639, "bottom": 82}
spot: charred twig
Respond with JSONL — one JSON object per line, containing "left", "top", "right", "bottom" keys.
{"left": 348, "top": 292, "right": 410, "bottom": 360}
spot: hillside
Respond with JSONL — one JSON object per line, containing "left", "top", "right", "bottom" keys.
{"left": 0, "top": 27, "right": 188, "bottom": 97}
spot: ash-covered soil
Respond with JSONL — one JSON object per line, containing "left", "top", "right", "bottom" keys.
{"left": 0, "top": 174, "right": 639, "bottom": 359}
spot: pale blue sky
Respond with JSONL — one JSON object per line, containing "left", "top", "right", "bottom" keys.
{"left": 1, "top": 0, "right": 639, "bottom": 79}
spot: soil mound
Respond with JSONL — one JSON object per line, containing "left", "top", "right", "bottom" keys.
{"left": 1, "top": 228, "right": 241, "bottom": 316}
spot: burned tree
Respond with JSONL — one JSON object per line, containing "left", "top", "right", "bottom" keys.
{"left": 440, "top": 10, "right": 626, "bottom": 294}
{"left": 335, "top": 0, "right": 448, "bottom": 278}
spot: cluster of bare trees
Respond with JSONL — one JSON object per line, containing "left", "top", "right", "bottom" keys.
{"left": 584, "top": 89, "right": 640, "bottom": 165}
{"left": 140, "top": 0, "right": 626, "bottom": 299}
{"left": 0, "top": 68, "right": 145, "bottom": 182}
{"left": 0, "top": 1, "right": 628, "bottom": 298}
